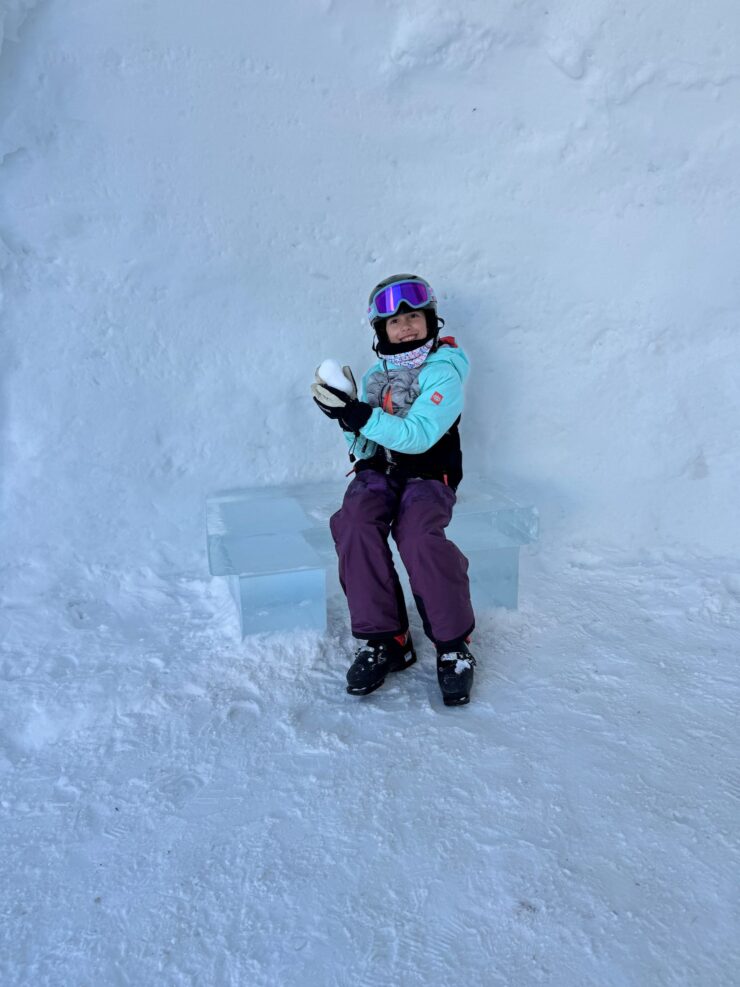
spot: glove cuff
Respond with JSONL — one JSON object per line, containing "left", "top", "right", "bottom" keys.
{"left": 341, "top": 401, "right": 373, "bottom": 432}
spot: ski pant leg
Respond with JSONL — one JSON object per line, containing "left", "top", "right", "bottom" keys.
{"left": 392, "top": 478, "right": 475, "bottom": 648}
{"left": 329, "top": 471, "right": 408, "bottom": 639}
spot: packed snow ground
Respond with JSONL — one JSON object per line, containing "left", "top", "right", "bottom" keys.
{"left": 2, "top": 550, "right": 738, "bottom": 985}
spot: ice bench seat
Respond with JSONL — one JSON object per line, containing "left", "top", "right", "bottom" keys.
{"left": 206, "top": 478, "right": 539, "bottom": 638}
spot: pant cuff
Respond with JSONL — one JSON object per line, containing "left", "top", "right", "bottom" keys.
{"left": 434, "top": 622, "right": 475, "bottom": 655}
{"left": 352, "top": 627, "right": 408, "bottom": 643}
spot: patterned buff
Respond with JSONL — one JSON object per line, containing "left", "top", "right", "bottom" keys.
{"left": 384, "top": 338, "right": 434, "bottom": 370}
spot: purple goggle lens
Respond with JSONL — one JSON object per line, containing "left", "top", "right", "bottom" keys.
{"left": 368, "top": 280, "right": 433, "bottom": 320}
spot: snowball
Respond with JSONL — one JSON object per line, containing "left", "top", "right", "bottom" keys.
{"left": 317, "top": 359, "right": 353, "bottom": 394}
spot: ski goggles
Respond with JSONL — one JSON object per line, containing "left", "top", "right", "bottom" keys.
{"left": 367, "top": 279, "right": 436, "bottom": 322}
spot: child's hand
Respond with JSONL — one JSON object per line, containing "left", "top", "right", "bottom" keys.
{"left": 314, "top": 362, "right": 357, "bottom": 400}
{"left": 311, "top": 377, "right": 372, "bottom": 433}
{"left": 311, "top": 380, "right": 348, "bottom": 416}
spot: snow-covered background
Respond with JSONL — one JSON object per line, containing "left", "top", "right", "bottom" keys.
{"left": 1, "top": 1, "right": 738, "bottom": 984}
{"left": 2, "top": 0, "right": 739, "bottom": 565}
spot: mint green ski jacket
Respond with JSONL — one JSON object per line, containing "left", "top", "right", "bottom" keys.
{"left": 344, "top": 339, "right": 469, "bottom": 461}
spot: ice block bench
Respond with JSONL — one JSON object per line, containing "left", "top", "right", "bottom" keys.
{"left": 206, "top": 478, "right": 539, "bottom": 638}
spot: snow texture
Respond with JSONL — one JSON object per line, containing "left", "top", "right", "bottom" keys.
{"left": 1, "top": 553, "right": 738, "bottom": 985}
{"left": 1, "top": 1, "right": 739, "bottom": 984}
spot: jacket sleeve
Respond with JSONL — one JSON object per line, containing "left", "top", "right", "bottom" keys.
{"left": 357, "top": 362, "right": 464, "bottom": 455}
{"left": 343, "top": 429, "right": 377, "bottom": 459}
{"left": 342, "top": 368, "right": 377, "bottom": 459}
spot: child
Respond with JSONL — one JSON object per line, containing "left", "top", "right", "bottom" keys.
{"left": 312, "top": 274, "right": 476, "bottom": 706}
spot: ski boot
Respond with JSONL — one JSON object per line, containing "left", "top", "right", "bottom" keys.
{"left": 346, "top": 632, "right": 416, "bottom": 696}
{"left": 436, "top": 640, "right": 477, "bottom": 706}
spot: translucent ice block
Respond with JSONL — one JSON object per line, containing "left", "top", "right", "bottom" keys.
{"left": 207, "top": 488, "right": 331, "bottom": 636}
{"left": 206, "top": 477, "right": 538, "bottom": 637}
{"left": 228, "top": 569, "right": 326, "bottom": 636}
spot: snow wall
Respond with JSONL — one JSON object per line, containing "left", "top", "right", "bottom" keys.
{"left": 1, "top": 0, "right": 739, "bottom": 578}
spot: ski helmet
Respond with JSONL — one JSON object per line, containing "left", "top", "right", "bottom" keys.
{"left": 367, "top": 274, "right": 437, "bottom": 328}
{"left": 367, "top": 274, "right": 441, "bottom": 355}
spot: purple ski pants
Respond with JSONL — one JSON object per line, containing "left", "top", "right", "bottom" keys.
{"left": 329, "top": 471, "right": 475, "bottom": 647}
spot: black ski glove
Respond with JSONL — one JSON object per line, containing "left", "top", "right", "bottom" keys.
{"left": 312, "top": 382, "right": 373, "bottom": 432}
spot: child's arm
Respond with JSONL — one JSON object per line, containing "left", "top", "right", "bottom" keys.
{"left": 342, "top": 428, "right": 377, "bottom": 460}
{"left": 342, "top": 367, "right": 377, "bottom": 459}
{"left": 358, "top": 363, "right": 464, "bottom": 455}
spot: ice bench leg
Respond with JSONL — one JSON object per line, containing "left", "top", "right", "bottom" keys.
{"left": 467, "top": 546, "right": 520, "bottom": 611}
{"left": 229, "top": 568, "right": 327, "bottom": 637}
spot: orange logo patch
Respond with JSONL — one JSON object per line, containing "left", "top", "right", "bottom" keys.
{"left": 431, "top": 392, "right": 444, "bottom": 405}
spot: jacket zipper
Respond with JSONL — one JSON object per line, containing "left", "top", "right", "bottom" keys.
{"left": 382, "top": 359, "right": 396, "bottom": 473}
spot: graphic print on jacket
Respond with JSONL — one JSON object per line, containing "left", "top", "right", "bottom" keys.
{"left": 347, "top": 340, "right": 469, "bottom": 489}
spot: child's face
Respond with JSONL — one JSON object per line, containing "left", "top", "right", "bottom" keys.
{"left": 385, "top": 309, "right": 427, "bottom": 345}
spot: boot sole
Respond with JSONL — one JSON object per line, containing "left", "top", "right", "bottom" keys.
{"left": 346, "top": 652, "right": 417, "bottom": 696}
{"left": 442, "top": 693, "right": 470, "bottom": 707}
